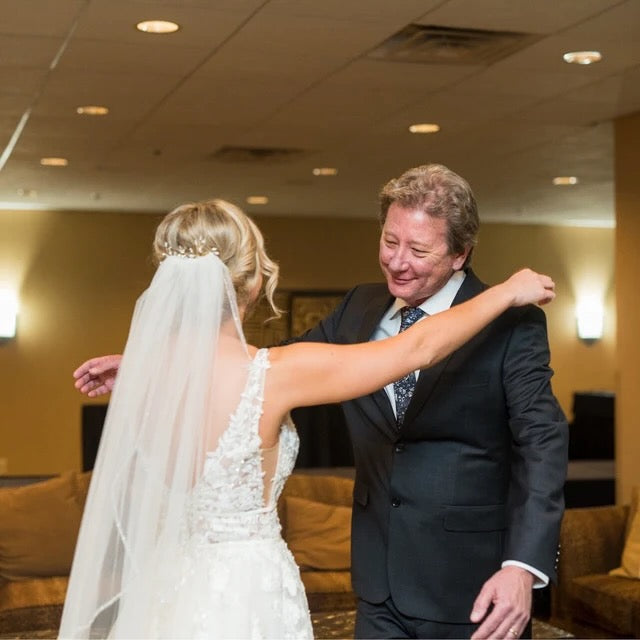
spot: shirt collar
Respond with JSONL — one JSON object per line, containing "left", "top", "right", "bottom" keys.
{"left": 388, "top": 270, "right": 466, "bottom": 320}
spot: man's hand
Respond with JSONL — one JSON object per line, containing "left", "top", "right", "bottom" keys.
{"left": 73, "top": 355, "right": 122, "bottom": 397}
{"left": 470, "top": 566, "right": 533, "bottom": 639}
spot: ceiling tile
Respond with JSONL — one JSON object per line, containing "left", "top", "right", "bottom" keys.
{"left": 55, "top": 38, "right": 210, "bottom": 75}
{"left": 262, "top": 0, "right": 441, "bottom": 23}
{"left": 1, "top": 0, "right": 86, "bottom": 37}
{"left": 0, "top": 34, "right": 65, "bottom": 68}
{"left": 73, "top": 1, "right": 260, "bottom": 46}
{"left": 414, "top": 0, "right": 621, "bottom": 34}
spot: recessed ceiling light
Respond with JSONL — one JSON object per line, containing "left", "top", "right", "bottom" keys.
{"left": 40, "top": 157, "right": 68, "bottom": 167}
{"left": 246, "top": 196, "right": 268, "bottom": 205}
{"left": 409, "top": 123, "right": 441, "bottom": 134}
{"left": 136, "top": 20, "right": 180, "bottom": 34}
{"left": 312, "top": 167, "right": 338, "bottom": 176}
{"left": 76, "top": 105, "right": 109, "bottom": 116}
{"left": 553, "top": 176, "right": 578, "bottom": 186}
{"left": 16, "top": 188, "right": 37, "bottom": 197}
{"left": 563, "top": 51, "right": 602, "bottom": 65}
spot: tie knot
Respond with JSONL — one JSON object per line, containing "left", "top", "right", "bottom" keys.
{"left": 399, "top": 306, "right": 425, "bottom": 331}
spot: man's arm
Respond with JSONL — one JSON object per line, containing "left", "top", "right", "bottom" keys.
{"left": 471, "top": 304, "right": 569, "bottom": 639}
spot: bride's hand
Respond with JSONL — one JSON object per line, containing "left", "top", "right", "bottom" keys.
{"left": 73, "top": 354, "right": 122, "bottom": 397}
{"left": 503, "top": 268, "right": 556, "bottom": 307}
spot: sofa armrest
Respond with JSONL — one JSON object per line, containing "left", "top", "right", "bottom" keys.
{"left": 551, "top": 504, "right": 629, "bottom": 619}
{"left": 278, "top": 474, "right": 354, "bottom": 538}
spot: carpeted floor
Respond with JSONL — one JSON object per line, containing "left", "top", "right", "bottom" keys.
{"left": 311, "top": 610, "right": 575, "bottom": 639}
{"left": 0, "top": 614, "right": 575, "bottom": 639}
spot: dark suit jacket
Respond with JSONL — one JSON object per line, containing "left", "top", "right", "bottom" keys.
{"left": 293, "top": 269, "right": 568, "bottom": 623}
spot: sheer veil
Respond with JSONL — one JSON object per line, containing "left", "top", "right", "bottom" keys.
{"left": 59, "top": 252, "right": 249, "bottom": 639}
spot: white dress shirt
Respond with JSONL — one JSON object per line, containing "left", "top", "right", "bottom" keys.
{"left": 371, "top": 270, "right": 466, "bottom": 414}
{"left": 371, "top": 270, "right": 548, "bottom": 587}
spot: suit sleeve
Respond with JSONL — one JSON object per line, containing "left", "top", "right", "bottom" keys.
{"left": 501, "top": 305, "right": 569, "bottom": 583}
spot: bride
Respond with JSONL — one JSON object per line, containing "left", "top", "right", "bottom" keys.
{"left": 59, "top": 199, "right": 554, "bottom": 639}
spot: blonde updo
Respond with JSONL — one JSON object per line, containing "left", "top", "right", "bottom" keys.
{"left": 153, "top": 199, "right": 281, "bottom": 317}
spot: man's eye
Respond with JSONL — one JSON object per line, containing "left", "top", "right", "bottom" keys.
{"left": 385, "top": 239, "right": 397, "bottom": 247}
{"left": 412, "top": 249, "right": 427, "bottom": 256}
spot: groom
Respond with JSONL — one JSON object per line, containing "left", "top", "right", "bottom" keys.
{"left": 290, "top": 164, "right": 568, "bottom": 639}
{"left": 74, "top": 164, "right": 568, "bottom": 639}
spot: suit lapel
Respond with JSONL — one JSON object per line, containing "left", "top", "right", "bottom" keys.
{"left": 402, "top": 270, "right": 486, "bottom": 426}
{"left": 352, "top": 287, "right": 397, "bottom": 430}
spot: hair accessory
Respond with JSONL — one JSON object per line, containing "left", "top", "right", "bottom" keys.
{"left": 163, "top": 238, "right": 220, "bottom": 259}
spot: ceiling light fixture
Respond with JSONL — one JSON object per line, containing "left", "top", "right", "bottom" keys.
{"left": 563, "top": 51, "right": 602, "bottom": 65}
{"left": 246, "top": 196, "right": 268, "bottom": 205}
{"left": 76, "top": 105, "right": 109, "bottom": 116}
{"left": 409, "top": 123, "right": 440, "bottom": 134}
{"left": 136, "top": 20, "right": 180, "bottom": 34}
{"left": 40, "top": 157, "right": 68, "bottom": 167}
{"left": 312, "top": 167, "right": 338, "bottom": 176}
{"left": 553, "top": 176, "right": 578, "bottom": 186}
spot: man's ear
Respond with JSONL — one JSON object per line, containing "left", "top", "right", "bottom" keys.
{"left": 452, "top": 248, "right": 471, "bottom": 271}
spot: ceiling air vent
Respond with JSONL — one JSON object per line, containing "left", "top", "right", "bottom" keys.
{"left": 210, "top": 146, "right": 307, "bottom": 163}
{"left": 368, "top": 24, "right": 540, "bottom": 65}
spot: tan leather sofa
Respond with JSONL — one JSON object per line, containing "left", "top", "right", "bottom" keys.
{"left": 551, "top": 500, "right": 640, "bottom": 638}
{"left": 278, "top": 473, "right": 356, "bottom": 612}
{"left": 0, "top": 471, "right": 355, "bottom": 637}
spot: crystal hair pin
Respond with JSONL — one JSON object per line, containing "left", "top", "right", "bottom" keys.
{"left": 163, "top": 239, "right": 220, "bottom": 259}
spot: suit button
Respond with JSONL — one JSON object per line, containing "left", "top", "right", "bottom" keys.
{"left": 391, "top": 498, "right": 401, "bottom": 507}
{"left": 395, "top": 443, "right": 405, "bottom": 453}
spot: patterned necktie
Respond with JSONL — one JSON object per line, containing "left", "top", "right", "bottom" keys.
{"left": 393, "top": 306, "right": 426, "bottom": 426}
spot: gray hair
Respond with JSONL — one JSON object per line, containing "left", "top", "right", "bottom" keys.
{"left": 379, "top": 164, "right": 479, "bottom": 267}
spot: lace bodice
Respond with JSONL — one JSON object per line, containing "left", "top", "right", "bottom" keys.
{"left": 188, "top": 348, "right": 298, "bottom": 544}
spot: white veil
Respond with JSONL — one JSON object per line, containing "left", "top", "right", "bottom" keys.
{"left": 59, "top": 252, "right": 249, "bottom": 639}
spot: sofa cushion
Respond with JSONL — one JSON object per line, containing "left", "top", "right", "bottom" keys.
{"left": 299, "top": 569, "right": 352, "bottom": 593}
{"left": 0, "top": 576, "right": 67, "bottom": 633}
{"left": 610, "top": 485, "right": 640, "bottom": 579}
{"left": 571, "top": 573, "right": 640, "bottom": 637}
{"left": 0, "top": 472, "right": 85, "bottom": 581}
{"left": 284, "top": 496, "right": 351, "bottom": 570}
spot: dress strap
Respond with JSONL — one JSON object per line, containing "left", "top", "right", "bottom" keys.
{"left": 241, "top": 348, "right": 270, "bottom": 440}
{"left": 252, "top": 347, "right": 271, "bottom": 372}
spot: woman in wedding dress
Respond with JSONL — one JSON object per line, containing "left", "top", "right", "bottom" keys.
{"left": 59, "top": 199, "right": 554, "bottom": 639}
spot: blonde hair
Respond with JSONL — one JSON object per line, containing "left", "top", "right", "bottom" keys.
{"left": 153, "top": 199, "right": 281, "bottom": 317}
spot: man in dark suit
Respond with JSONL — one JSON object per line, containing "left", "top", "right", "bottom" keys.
{"left": 293, "top": 164, "right": 568, "bottom": 639}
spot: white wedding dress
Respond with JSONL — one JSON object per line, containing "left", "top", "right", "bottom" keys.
{"left": 60, "top": 256, "right": 312, "bottom": 640}
{"left": 141, "top": 348, "right": 313, "bottom": 640}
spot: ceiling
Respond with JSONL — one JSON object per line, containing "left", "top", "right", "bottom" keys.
{"left": 1, "top": 0, "right": 639, "bottom": 226}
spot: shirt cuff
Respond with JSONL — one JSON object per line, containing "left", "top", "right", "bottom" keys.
{"left": 502, "top": 560, "right": 549, "bottom": 588}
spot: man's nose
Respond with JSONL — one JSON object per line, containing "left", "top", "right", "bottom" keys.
{"left": 387, "top": 248, "right": 409, "bottom": 270}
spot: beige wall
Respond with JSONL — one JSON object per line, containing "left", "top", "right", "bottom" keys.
{"left": 473, "top": 224, "right": 616, "bottom": 418}
{"left": 615, "top": 110, "right": 640, "bottom": 504}
{"left": 0, "top": 209, "right": 615, "bottom": 474}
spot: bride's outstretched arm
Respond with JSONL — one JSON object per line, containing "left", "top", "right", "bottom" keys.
{"left": 268, "top": 269, "right": 555, "bottom": 412}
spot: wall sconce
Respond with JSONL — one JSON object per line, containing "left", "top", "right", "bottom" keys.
{"left": 0, "top": 289, "right": 18, "bottom": 339}
{"left": 576, "top": 296, "right": 604, "bottom": 343}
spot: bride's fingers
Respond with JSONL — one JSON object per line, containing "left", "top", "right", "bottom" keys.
{"left": 538, "top": 291, "right": 555, "bottom": 305}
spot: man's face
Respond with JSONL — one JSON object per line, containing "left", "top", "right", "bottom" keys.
{"left": 379, "top": 203, "right": 469, "bottom": 306}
